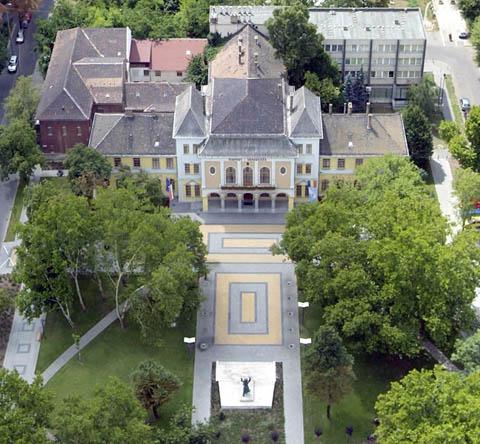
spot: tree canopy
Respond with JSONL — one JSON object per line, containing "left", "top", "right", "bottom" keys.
{"left": 451, "top": 329, "right": 480, "bottom": 373}
{"left": 402, "top": 105, "right": 433, "bottom": 169}
{"left": 406, "top": 76, "right": 438, "bottom": 119}
{"left": 0, "top": 369, "right": 52, "bottom": 444}
{"left": 266, "top": 4, "right": 339, "bottom": 87}
{"left": 4, "top": 76, "right": 40, "bottom": 125}
{"left": 453, "top": 167, "right": 480, "bottom": 227}
{"left": 280, "top": 156, "right": 480, "bottom": 356}
{"left": 375, "top": 366, "right": 480, "bottom": 444}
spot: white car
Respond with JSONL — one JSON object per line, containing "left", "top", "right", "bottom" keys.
{"left": 15, "top": 29, "right": 24, "bottom": 44}
{"left": 7, "top": 55, "right": 18, "bottom": 73}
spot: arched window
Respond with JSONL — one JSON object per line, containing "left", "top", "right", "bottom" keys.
{"left": 226, "top": 167, "right": 236, "bottom": 184}
{"left": 243, "top": 167, "right": 253, "bottom": 187}
{"left": 260, "top": 167, "right": 270, "bottom": 184}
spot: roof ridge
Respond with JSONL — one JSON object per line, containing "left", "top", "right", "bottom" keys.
{"left": 94, "top": 114, "right": 124, "bottom": 149}
{"left": 81, "top": 29, "right": 104, "bottom": 57}
{"left": 211, "top": 79, "right": 249, "bottom": 133}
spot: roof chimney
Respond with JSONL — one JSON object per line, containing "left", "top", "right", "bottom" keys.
{"left": 289, "top": 93, "right": 294, "bottom": 112}
{"left": 347, "top": 102, "right": 353, "bottom": 115}
{"left": 186, "top": 49, "right": 192, "bottom": 59}
{"left": 254, "top": 52, "right": 259, "bottom": 65}
{"left": 328, "top": 103, "right": 333, "bottom": 115}
{"left": 367, "top": 113, "right": 373, "bottom": 130}
{"left": 366, "top": 101, "right": 370, "bottom": 115}
{"left": 254, "top": 34, "right": 259, "bottom": 46}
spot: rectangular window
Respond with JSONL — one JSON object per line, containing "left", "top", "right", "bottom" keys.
{"left": 305, "top": 164, "right": 312, "bottom": 174}
{"left": 166, "top": 157, "right": 174, "bottom": 169}
{"left": 351, "top": 44, "right": 357, "bottom": 52}
{"left": 332, "top": 44, "right": 337, "bottom": 51}
{"left": 345, "top": 58, "right": 351, "bottom": 65}
{"left": 133, "top": 157, "right": 141, "bottom": 168}
{"left": 322, "top": 158, "right": 330, "bottom": 169}
{"left": 152, "top": 158, "right": 160, "bottom": 169}
{"left": 193, "top": 144, "right": 200, "bottom": 154}
{"left": 370, "top": 71, "right": 376, "bottom": 78}
{"left": 355, "top": 158, "right": 363, "bottom": 166}
{"left": 183, "top": 144, "right": 189, "bottom": 154}
{"left": 184, "top": 163, "right": 190, "bottom": 174}
{"left": 176, "top": 71, "right": 183, "bottom": 77}
{"left": 325, "top": 44, "right": 331, "bottom": 51}
{"left": 47, "top": 126, "right": 53, "bottom": 136}
{"left": 338, "top": 44, "right": 343, "bottom": 51}
{"left": 296, "top": 185, "right": 303, "bottom": 197}
{"left": 62, "top": 126, "right": 67, "bottom": 136}
{"left": 185, "top": 185, "right": 191, "bottom": 197}
{"left": 114, "top": 157, "right": 121, "bottom": 167}
{"left": 143, "top": 69, "right": 149, "bottom": 76}
{"left": 337, "top": 158, "right": 345, "bottom": 169}
{"left": 296, "top": 164, "right": 303, "bottom": 175}
{"left": 298, "top": 144, "right": 304, "bottom": 153}
{"left": 306, "top": 144, "right": 312, "bottom": 154}
{"left": 155, "top": 70, "right": 161, "bottom": 76}
{"left": 77, "top": 126, "right": 82, "bottom": 136}
{"left": 388, "top": 71, "right": 394, "bottom": 78}
{"left": 321, "top": 179, "right": 329, "bottom": 192}
{"left": 193, "top": 163, "right": 200, "bottom": 174}
{"left": 194, "top": 184, "right": 200, "bottom": 197}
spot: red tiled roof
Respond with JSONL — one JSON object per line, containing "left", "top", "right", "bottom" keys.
{"left": 130, "top": 39, "right": 152, "bottom": 64}
{"left": 151, "top": 39, "right": 207, "bottom": 72}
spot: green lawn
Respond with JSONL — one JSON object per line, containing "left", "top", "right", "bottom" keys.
{"left": 44, "top": 317, "right": 195, "bottom": 428}
{"left": 301, "top": 304, "right": 432, "bottom": 444}
{"left": 445, "top": 74, "right": 464, "bottom": 126}
{"left": 36, "top": 278, "right": 115, "bottom": 373}
{"left": 4, "top": 180, "right": 26, "bottom": 242}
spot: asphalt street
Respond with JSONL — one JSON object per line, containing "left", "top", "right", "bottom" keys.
{"left": 0, "top": 0, "right": 54, "bottom": 123}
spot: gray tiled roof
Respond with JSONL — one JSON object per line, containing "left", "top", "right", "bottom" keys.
{"left": 210, "top": 25, "right": 285, "bottom": 80}
{"left": 289, "top": 87, "right": 323, "bottom": 138}
{"left": 89, "top": 113, "right": 176, "bottom": 155}
{"left": 125, "top": 82, "right": 190, "bottom": 113}
{"left": 173, "top": 85, "right": 206, "bottom": 138}
{"left": 210, "top": 78, "right": 286, "bottom": 135}
{"left": 320, "top": 113, "right": 408, "bottom": 156}
{"left": 200, "top": 135, "right": 297, "bottom": 157}
{"left": 36, "top": 27, "right": 128, "bottom": 121}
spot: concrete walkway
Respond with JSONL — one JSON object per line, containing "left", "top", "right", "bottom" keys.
{"left": 42, "top": 303, "right": 125, "bottom": 384}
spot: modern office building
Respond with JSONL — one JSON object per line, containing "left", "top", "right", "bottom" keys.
{"left": 209, "top": 6, "right": 427, "bottom": 107}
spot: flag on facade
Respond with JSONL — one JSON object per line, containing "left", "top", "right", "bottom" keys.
{"left": 166, "top": 178, "right": 174, "bottom": 202}
{"left": 308, "top": 180, "right": 318, "bottom": 202}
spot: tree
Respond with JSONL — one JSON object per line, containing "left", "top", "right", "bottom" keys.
{"left": 154, "top": 405, "right": 214, "bottom": 444}
{"left": 471, "top": 16, "right": 480, "bottom": 63}
{"left": 459, "top": 0, "right": 480, "bottom": 23}
{"left": 402, "top": 105, "right": 433, "bottom": 168}
{"left": 304, "top": 326, "right": 355, "bottom": 420}
{"left": 375, "top": 366, "right": 480, "bottom": 444}
{"left": 453, "top": 167, "right": 480, "bottom": 227}
{"left": 438, "top": 120, "right": 461, "bottom": 143}
{"left": 406, "top": 76, "right": 438, "bottom": 119}
{"left": 65, "top": 144, "right": 112, "bottom": 199}
{"left": 304, "top": 71, "right": 341, "bottom": 110}
{"left": 280, "top": 156, "right": 480, "bottom": 357}
{"left": 350, "top": 68, "right": 367, "bottom": 112}
{"left": 0, "top": 368, "right": 52, "bottom": 444}
{"left": 176, "top": 0, "right": 209, "bottom": 38}
{"left": 342, "top": 73, "right": 354, "bottom": 108}
{"left": 266, "top": 4, "right": 339, "bottom": 87}
{"left": 54, "top": 377, "right": 152, "bottom": 444}
{"left": 449, "top": 134, "right": 476, "bottom": 169}
{"left": 186, "top": 53, "right": 208, "bottom": 89}
{"left": 0, "top": 119, "right": 43, "bottom": 182}
{"left": 451, "top": 329, "right": 480, "bottom": 373}
{"left": 131, "top": 360, "right": 181, "bottom": 420}
{"left": 4, "top": 76, "right": 40, "bottom": 125}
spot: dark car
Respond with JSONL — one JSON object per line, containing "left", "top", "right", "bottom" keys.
{"left": 459, "top": 31, "right": 470, "bottom": 39}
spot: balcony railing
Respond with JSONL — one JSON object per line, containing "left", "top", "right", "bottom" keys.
{"left": 221, "top": 184, "right": 275, "bottom": 190}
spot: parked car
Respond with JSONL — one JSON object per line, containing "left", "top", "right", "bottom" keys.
{"left": 460, "top": 97, "right": 471, "bottom": 111}
{"left": 15, "top": 29, "right": 24, "bottom": 44}
{"left": 20, "top": 11, "right": 31, "bottom": 28}
{"left": 459, "top": 31, "right": 470, "bottom": 39}
{"left": 7, "top": 55, "right": 18, "bottom": 73}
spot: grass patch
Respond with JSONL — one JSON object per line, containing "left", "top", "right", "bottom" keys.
{"left": 44, "top": 315, "right": 195, "bottom": 429}
{"left": 36, "top": 278, "right": 115, "bottom": 373}
{"left": 301, "top": 304, "right": 432, "bottom": 444}
{"left": 445, "top": 74, "right": 464, "bottom": 126}
{"left": 211, "top": 363, "right": 285, "bottom": 443}
{"left": 4, "top": 180, "right": 26, "bottom": 242}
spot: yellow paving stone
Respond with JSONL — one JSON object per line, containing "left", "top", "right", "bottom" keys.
{"left": 215, "top": 273, "right": 282, "bottom": 345}
{"left": 223, "top": 238, "right": 277, "bottom": 249}
{"left": 241, "top": 292, "right": 256, "bottom": 322}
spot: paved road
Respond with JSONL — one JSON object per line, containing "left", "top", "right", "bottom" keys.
{"left": 0, "top": 177, "right": 18, "bottom": 243}
{"left": 0, "top": 0, "right": 54, "bottom": 123}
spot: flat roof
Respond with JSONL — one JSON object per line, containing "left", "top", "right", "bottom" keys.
{"left": 309, "top": 8, "right": 426, "bottom": 40}
{"left": 209, "top": 6, "right": 426, "bottom": 40}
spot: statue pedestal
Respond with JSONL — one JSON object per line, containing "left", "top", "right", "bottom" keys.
{"left": 216, "top": 361, "right": 275, "bottom": 409}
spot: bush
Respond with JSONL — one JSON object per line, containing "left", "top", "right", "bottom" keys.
{"left": 439, "top": 120, "right": 461, "bottom": 143}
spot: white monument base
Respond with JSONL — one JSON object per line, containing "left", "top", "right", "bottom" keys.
{"left": 216, "top": 361, "right": 276, "bottom": 408}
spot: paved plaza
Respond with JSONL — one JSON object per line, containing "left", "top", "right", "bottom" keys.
{"left": 192, "top": 221, "right": 304, "bottom": 444}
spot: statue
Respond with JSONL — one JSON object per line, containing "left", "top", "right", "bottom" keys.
{"left": 240, "top": 376, "right": 251, "bottom": 397}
